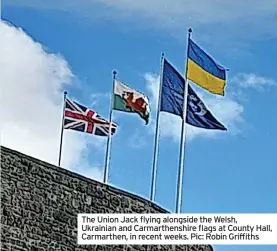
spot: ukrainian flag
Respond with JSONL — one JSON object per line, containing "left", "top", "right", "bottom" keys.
{"left": 187, "top": 38, "right": 226, "bottom": 96}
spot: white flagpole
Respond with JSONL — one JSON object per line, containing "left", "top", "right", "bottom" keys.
{"left": 58, "top": 91, "right": 67, "bottom": 166}
{"left": 175, "top": 28, "right": 192, "bottom": 213}
{"left": 0, "top": 0, "right": 2, "bottom": 19}
{"left": 103, "top": 71, "right": 117, "bottom": 183}
{"left": 150, "top": 53, "right": 165, "bottom": 201}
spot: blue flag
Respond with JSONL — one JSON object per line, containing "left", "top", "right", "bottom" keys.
{"left": 160, "top": 58, "right": 226, "bottom": 131}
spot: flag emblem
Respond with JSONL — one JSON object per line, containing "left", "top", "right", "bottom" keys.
{"left": 64, "top": 98, "right": 117, "bottom": 136}
{"left": 187, "top": 93, "right": 207, "bottom": 116}
{"left": 113, "top": 79, "right": 150, "bottom": 124}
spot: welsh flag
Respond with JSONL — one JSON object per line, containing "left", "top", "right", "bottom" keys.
{"left": 113, "top": 79, "right": 150, "bottom": 124}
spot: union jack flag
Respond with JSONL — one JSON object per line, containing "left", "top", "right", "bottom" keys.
{"left": 63, "top": 98, "right": 117, "bottom": 136}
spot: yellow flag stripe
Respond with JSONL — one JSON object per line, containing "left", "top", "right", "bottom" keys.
{"left": 187, "top": 58, "right": 226, "bottom": 96}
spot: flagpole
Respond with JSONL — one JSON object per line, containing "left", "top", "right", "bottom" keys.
{"left": 150, "top": 53, "right": 165, "bottom": 201}
{"left": 103, "top": 71, "right": 117, "bottom": 184}
{"left": 175, "top": 28, "right": 192, "bottom": 213}
{"left": 58, "top": 91, "right": 67, "bottom": 166}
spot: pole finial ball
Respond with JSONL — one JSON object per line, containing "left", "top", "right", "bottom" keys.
{"left": 188, "top": 28, "right": 192, "bottom": 33}
{"left": 113, "top": 70, "right": 117, "bottom": 76}
{"left": 64, "top": 91, "right": 67, "bottom": 95}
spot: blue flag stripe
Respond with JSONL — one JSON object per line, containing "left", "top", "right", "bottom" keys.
{"left": 188, "top": 38, "right": 226, "bottom": 80}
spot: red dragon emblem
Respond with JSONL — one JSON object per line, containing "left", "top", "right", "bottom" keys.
{"left": 122, "top": 91, "right": 147, "bottom": 114}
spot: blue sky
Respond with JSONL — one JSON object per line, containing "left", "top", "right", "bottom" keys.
{"left": 1, "top": 1, "right": 276, "bottom": 250}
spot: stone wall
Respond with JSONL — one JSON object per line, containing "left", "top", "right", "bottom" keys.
{"left": 0, "top": 146, "right": 213, "bottom": 251}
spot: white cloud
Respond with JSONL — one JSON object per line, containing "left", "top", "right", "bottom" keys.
{"left": 90, "top": 92, "right": 110, "bottom": 108}
{"left": 144, "top": 73, "right": 244, "bottom": 142}
{"left": 95, "top": 0, "right": 276, "bottom": 26}
{"left": 0, "top": 20, "right": 103, "bottom": 180}
{"left": 128, "top": 129, "right": 148, "bottom": 149}
{"left": 5, "top": 0, "right": 277, "bottom": 42}
{"left": 231, "top": 73, "right": 277, "bottom": 90}
{"left": 7, "top": 0, "right": 276, "bottom": 25}
{"left": 72, "top": 162, "right": 103, "bottom": 182}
